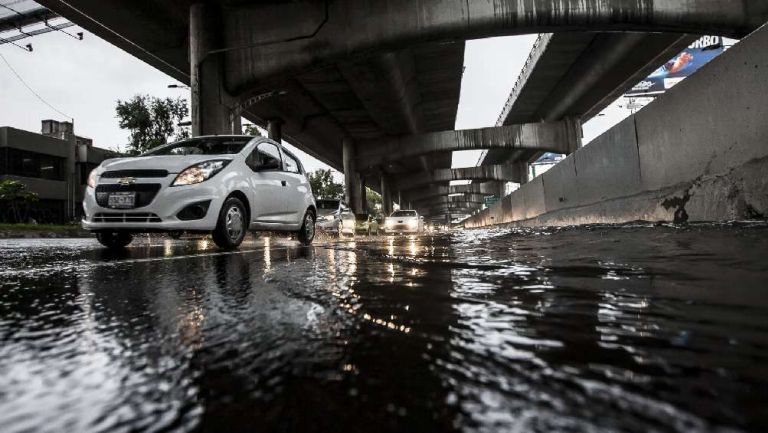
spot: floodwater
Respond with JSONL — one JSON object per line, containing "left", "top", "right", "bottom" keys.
{"left": 1, "top": 223, "right": 767, "bottom": 432}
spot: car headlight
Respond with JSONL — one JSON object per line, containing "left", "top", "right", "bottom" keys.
{"left": 321, "top": 215, "right": 335, "bottom": 222}
{"left": 87, "top": 168, "right": 98, "bottom": 188}
{"left": 408, "top": 219, "right": 418, "bottom": 227}
{"left": 172, "top": 160, "right": 230, "bottom": 186}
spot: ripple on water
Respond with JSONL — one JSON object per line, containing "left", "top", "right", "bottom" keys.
{"left": 0, "top": 224, "right": 767, "bottom": 432}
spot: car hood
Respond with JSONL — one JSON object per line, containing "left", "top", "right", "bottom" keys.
{"left": 386, "top": 216, "right": 418, "bottom": 221}
{"left": 99, "top": 155, "right": 234, "bottom": 174}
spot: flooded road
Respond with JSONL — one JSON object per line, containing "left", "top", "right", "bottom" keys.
{"left": 1, "top": 224, "right": 767, "bottom": 432}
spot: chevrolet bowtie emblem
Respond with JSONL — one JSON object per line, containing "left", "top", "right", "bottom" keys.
{"left": 117, "top": 177, "right": 137, "bottom": 186}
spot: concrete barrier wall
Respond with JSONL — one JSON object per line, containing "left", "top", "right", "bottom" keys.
{"left": 464, "top": 24, "right": 768, "bottom": 228}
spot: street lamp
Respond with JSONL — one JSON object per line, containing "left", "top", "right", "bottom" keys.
{"left": 168, "top": 84, "right": 190, "bottom": 90}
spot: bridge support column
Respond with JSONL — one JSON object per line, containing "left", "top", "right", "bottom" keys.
{"left": 516, "top": 161, "right": 529, "bottom": 184}
{"left": 360, "top": 177, "right": 368, "bottom": 214}
{"left": 267, "top": 119, "right": 283, "bottom": 142}
{"left": 190, "top": 3, "right": 234, "bottom": 136}
{"left": 380, "top": 173, "right": 393, "bottom": 215}
{"left": 342, "top": 137, "right": 363, "bottom": 214}
{"left": 494, "top": 181, "right": 507, "bottom": 199}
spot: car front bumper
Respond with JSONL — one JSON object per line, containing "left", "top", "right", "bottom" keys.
{"left": 383, "top": 224, "right": 419, "bottom": 233}
{"left": 81, "top": 180, "right": 225, "bottom": 232}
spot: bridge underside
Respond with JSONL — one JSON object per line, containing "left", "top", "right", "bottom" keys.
{"left": 36, "top": 0, "right": 768, "bottom": 220}
{"left": 480, "top": 31, "right": 697, "bottom": 168}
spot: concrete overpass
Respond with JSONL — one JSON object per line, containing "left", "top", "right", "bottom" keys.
{"left": 36, "top": 0, "right": 768, "bottom": 220}
{"left": 395, "top": 165, "right": 525, "bottom": 192}
{"left": 465, "top": 24, "right": 768, "bottom": 227}
{"left": 465, "top": 30, "right": 750, "bottom": 217}
{"left": 413, "top": 194, "right": 487, "bottom": 206}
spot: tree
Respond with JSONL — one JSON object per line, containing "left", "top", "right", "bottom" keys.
{"left": 366, "top": 187, "right": 382, "bottom": 217}
{"left": 0, "top": 179, "right": 39, "bottom": 223}
{"left": 242, "top": 123, "right": 263, "bottom": 137}
{"left": 307, "top": 169, "right": 344, "bottom": 200}
{"left": 115, "top": 95, "right": 189, "bottom": 155}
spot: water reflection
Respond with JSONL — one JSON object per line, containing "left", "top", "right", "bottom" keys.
{"left": 0, "top": 224, "right": 767, "bottom": 432}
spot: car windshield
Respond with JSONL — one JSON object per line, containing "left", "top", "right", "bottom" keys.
{"left": 141, "top": 137, "right": 251, "bottom": 156}
{"left": 316, "top": 200, "right": 340, "bottom": 210}
{"left": 391, "top": 210, "right": 417, "bottom": 217}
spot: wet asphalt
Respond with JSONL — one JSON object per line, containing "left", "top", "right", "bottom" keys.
{"left": 1, "top": 223, "right": 768, "bottom": 432}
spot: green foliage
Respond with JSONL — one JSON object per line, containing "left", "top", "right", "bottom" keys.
{"left": 307, "top": 169, "right": 344, "bottom": 200}
{"left": 0, "top": 179, "right": 39, "bottom": 223}
{"left": 115, "top": 94, "right": 189, "bottom": 155}
{"left": 366, "top": 187, "right": 382, "bottom": 217}
{"left": 242, "top": 123, "right": 263, "bottom": 137}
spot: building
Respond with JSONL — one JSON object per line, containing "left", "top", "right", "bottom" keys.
{"left": 0, "top": 120, "right": 116, "bottom": 223}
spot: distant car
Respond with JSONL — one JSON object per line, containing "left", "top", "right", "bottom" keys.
{"left": 383, "top": 210, "right": 423, "bottom": 234}
{"left": 354, "top": 213, "right": 381, "bottom": 236}
{"left": 315, "top": 199, "right": 356, "bottom": 236}
{"left": 82, "top": 135, "right": 316, "bottom": 249}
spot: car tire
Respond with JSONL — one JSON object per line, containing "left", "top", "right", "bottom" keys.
{"left": 96, "top": 231, "right": 133, "bottom": 249}
{"left": 297, "top": 209, "right": 315, "bottom": 246}
{"left": 212, "top": 197, "right": 247, "bottom": 249}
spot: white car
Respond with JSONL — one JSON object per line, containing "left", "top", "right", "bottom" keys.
{"left": 383, "top": 210, "right": 424, "bottom": 234}
{"left": 82, "top": 135, "right": 316, "bottom": 249}
{"left": 315, "top": 199, "right": 356, "bottom": 236}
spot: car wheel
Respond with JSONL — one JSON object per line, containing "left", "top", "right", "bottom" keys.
{"left": 96, "top": 231, "right": 133, "bottom": 249}
{"left": 297, "top": 210, "right": 315, "bottom": 246}
{"left": 212, "top": 197, "right": 247, "bottom": 249}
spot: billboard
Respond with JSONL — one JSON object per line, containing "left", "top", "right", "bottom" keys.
{"left": 627, "top": 36, "right": 724, "bottom": 96}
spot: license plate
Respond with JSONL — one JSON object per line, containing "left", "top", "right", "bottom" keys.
{"left": 108, "top": 192, "right": 136, "bottom": 209}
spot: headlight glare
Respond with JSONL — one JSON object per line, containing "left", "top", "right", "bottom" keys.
{"left": 172, "top": 160, "right": 230, "bottom": 186}
{"left": 87, "top": 168, "right": 98, "bottom": 188}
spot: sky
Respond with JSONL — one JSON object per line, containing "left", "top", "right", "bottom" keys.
{"left": 0, "top": 19, "right": 632, "bottom": 175}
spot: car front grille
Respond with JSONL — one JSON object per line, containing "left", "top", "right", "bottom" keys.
{"left": 100, "top": 169, "right": 169, "bottom": 178}
{"left": 95, "top": 184, "right": 161, "bottom": 208}
{"left": 93, "top": 213, "right": 162, "bottom": 223}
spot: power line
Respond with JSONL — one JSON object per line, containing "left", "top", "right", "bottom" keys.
{"left": 0, "top": 52, "right": 71, "bottom": 120}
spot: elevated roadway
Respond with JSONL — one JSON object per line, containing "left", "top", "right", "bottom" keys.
{"left": 35, "top": 0, "right": 768, "bottom": 220}
{"left": 479, "top": 32, "right": 699, "bottom": 168}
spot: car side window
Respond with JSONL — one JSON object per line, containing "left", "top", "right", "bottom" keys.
{"left": 283, "top": 153, "right": 300, "bottom": 174}
{"left": 246, "top": 142, "right": 282, "bottom": 171}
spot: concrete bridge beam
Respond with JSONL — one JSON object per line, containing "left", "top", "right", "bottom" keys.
{"left": 405, "top": 182, "right": 501, "bottom": 203}
{"left": 449, "top": 183, "right": 500, "bottom": 196}
{"left": 356, "top": 120, "right": 580, "bottom": 171}
{"left": 224, "top": 0, "right": 768, "bottom": 92}
{"left": 422, "top": 203, "right": 480, "bottom": 213}
{"left": 413, "top": 194, "right": 487, "bottom": 207}
{"left": 396, "top": 165, "right": 523, "bottom": 191}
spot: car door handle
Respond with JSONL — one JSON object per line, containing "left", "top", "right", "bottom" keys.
{"left": 281, "top": 180, "right": 287, "bottom": 187}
